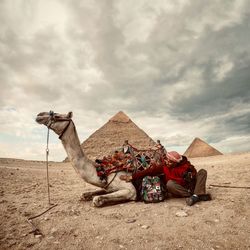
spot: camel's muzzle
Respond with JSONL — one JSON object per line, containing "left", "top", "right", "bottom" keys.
{"left": 36, "top": 116, "right": 45, "bottom": 124}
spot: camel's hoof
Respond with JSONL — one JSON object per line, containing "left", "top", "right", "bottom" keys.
{"left": 92, "top": 196, "right": 104, "bottom": 207}
{"left": 81, "top": 192, "right": 93, "bottom": 201}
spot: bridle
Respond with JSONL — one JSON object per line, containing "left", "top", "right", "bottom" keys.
{"left": 46, "top": 110, "right": 73, "bottom": 139}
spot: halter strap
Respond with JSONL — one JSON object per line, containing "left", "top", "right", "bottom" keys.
{"left": 59, "top": 120, "right": 71, "bottom": 139}
{"left": 46, "top": 110, "right": 72, "bottom": 139}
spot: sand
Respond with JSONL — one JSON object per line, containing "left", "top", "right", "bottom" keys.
{"left": 0, "top": 153, "right": 249, "bottom": 250}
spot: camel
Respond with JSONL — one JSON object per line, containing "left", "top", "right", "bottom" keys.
{"left": 36, "top": 111, "right": 137, "bottom": 207}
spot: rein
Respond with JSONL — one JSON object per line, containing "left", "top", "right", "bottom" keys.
{"left": 26, "top": 118, "right": 59, "bottom": 236}
{"left": 45, "top": 111, "right": 72, "bottom": 204}
{"left": 103, "top": 172, "right": 118, "bottom": 189}
{"left": 46, "top": 127, "right": 51, "bottom": 205}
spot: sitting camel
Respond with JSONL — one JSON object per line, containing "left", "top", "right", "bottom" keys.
{"left": 36, "top": 111, "right": 137, "bottom": 207}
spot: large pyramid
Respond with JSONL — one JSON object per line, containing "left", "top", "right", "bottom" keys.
{"left": 184, "top": 137, "right": 223, "bottom": 158}
{"left": 80, "top": 111, "right": 156, "bottom": 160}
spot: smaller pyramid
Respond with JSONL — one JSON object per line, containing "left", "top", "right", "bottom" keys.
{"left": 184, "top": 137, "right": 223, "bottom": 158}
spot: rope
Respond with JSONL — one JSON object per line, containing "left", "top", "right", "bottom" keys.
{"left": 104, "top": 172, "right": 118, "bottom": 189}
{"left": 25, "top": 125, "right": 58, "bottom": 236}
{"left": 46, "top": 127, "right": 51, "bottom": 205}
{"left": 210, "top": 184, "right": 250, "bottom": 189}
{"left": 26, "top": 204, "right": 58, "bottom": 236}
{"left": 28, "top": 204, "right": 58, "bottom": 220}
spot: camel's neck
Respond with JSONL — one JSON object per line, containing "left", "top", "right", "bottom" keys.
{"left": 60, "top": 121, "right": 103, "bottom": 187}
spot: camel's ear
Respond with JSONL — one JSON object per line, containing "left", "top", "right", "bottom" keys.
{"left": 67, "top": 112, "right": 73, "bottom": 118}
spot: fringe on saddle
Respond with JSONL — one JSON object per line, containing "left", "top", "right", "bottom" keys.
{"left": 94, "top": 144, "right": 166, "bottom": 183}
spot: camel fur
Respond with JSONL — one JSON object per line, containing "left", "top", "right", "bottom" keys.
{"left": 36, "top": 111, "right": 136, "bottom": 207}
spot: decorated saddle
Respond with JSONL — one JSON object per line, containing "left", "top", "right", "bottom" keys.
{"left": 95, "top": 143, "right": 166, "bottom": 182}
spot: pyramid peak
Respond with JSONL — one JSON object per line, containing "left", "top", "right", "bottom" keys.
{"left": 109, "top": 111, "right": 131, "bottom": 123}
{"left": 193, "top": 137, "right": 203, "bottom": 142}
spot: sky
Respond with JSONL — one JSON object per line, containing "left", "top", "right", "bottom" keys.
{"left": 0, "top": 0, "right": 250, "bottom": 161}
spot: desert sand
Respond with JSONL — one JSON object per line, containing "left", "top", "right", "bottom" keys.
{"left": 0, "top": 152, "right": 249, "bottom": 250}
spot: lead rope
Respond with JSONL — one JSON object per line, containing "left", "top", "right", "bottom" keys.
{"left": 46, "top": 127, "right": 51, "bottom": 205}
{"left": 26, "top": 126, "right": 57, "bottom": 236}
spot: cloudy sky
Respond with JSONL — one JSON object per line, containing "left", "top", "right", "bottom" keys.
{"left": 0, "top": 0, "right": 250, "bottom": 161}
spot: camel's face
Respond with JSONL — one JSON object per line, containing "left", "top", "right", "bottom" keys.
{"left": 36, "top": 111, "right": 73, "bottom": 136}
{"left": 36, "top": 111, "right": 73, "bottom": 124}
{"left": 36, "top": 112, "right": 52, "bottom": 125}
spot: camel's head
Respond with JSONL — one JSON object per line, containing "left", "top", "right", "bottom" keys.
{"left": 36, "top": 111, "right": 73, "bottom": 137}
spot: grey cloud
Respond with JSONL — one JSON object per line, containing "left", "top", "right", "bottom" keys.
{"left": 0, "top": 0, "right": 250, "bottom": 160}
{"left": 154, "top": 13, "right": 250, "bottom": 119}
{"left": 64, "top": 0, "right": 250, "bottom": 129}
{"left": 172, "top": 64, "right": 250, "bottom": 120}
{"left": 206, "top": 111, "right": 250, "bottom": 142}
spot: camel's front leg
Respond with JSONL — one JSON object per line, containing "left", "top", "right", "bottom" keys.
{"left": 92, "top": 189, "right": 137, "bottom": 207}
{"left": 81, "top": 189, "right": 108, "bottom": 201}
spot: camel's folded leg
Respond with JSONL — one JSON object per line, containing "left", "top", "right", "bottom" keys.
{"left": 81, "top": 189, "right": 108, "bottom": 201}
{"left": 92, "top": 189, "right": 137, "bottom": 207}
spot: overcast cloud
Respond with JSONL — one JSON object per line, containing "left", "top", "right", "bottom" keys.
{"left": 0, "top": 0, "right": 250, "bottom": 161}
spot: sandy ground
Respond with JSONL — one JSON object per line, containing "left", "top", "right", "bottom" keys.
{"left": 0, "top": 153, "right": 249, "bottom": 250}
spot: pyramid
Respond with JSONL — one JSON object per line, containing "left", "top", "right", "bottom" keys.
{"left": 184, "top": 137, "right": 223, "bottom": 158}
{"left": 80, "top": 111, "right": 156, "bottom": 160}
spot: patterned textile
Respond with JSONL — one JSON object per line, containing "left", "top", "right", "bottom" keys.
{"left": 95, "top": 144, "right": 166, "bottom": 179}
{"left": 140, "top": 176, "right": 165, "bottom": 203}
